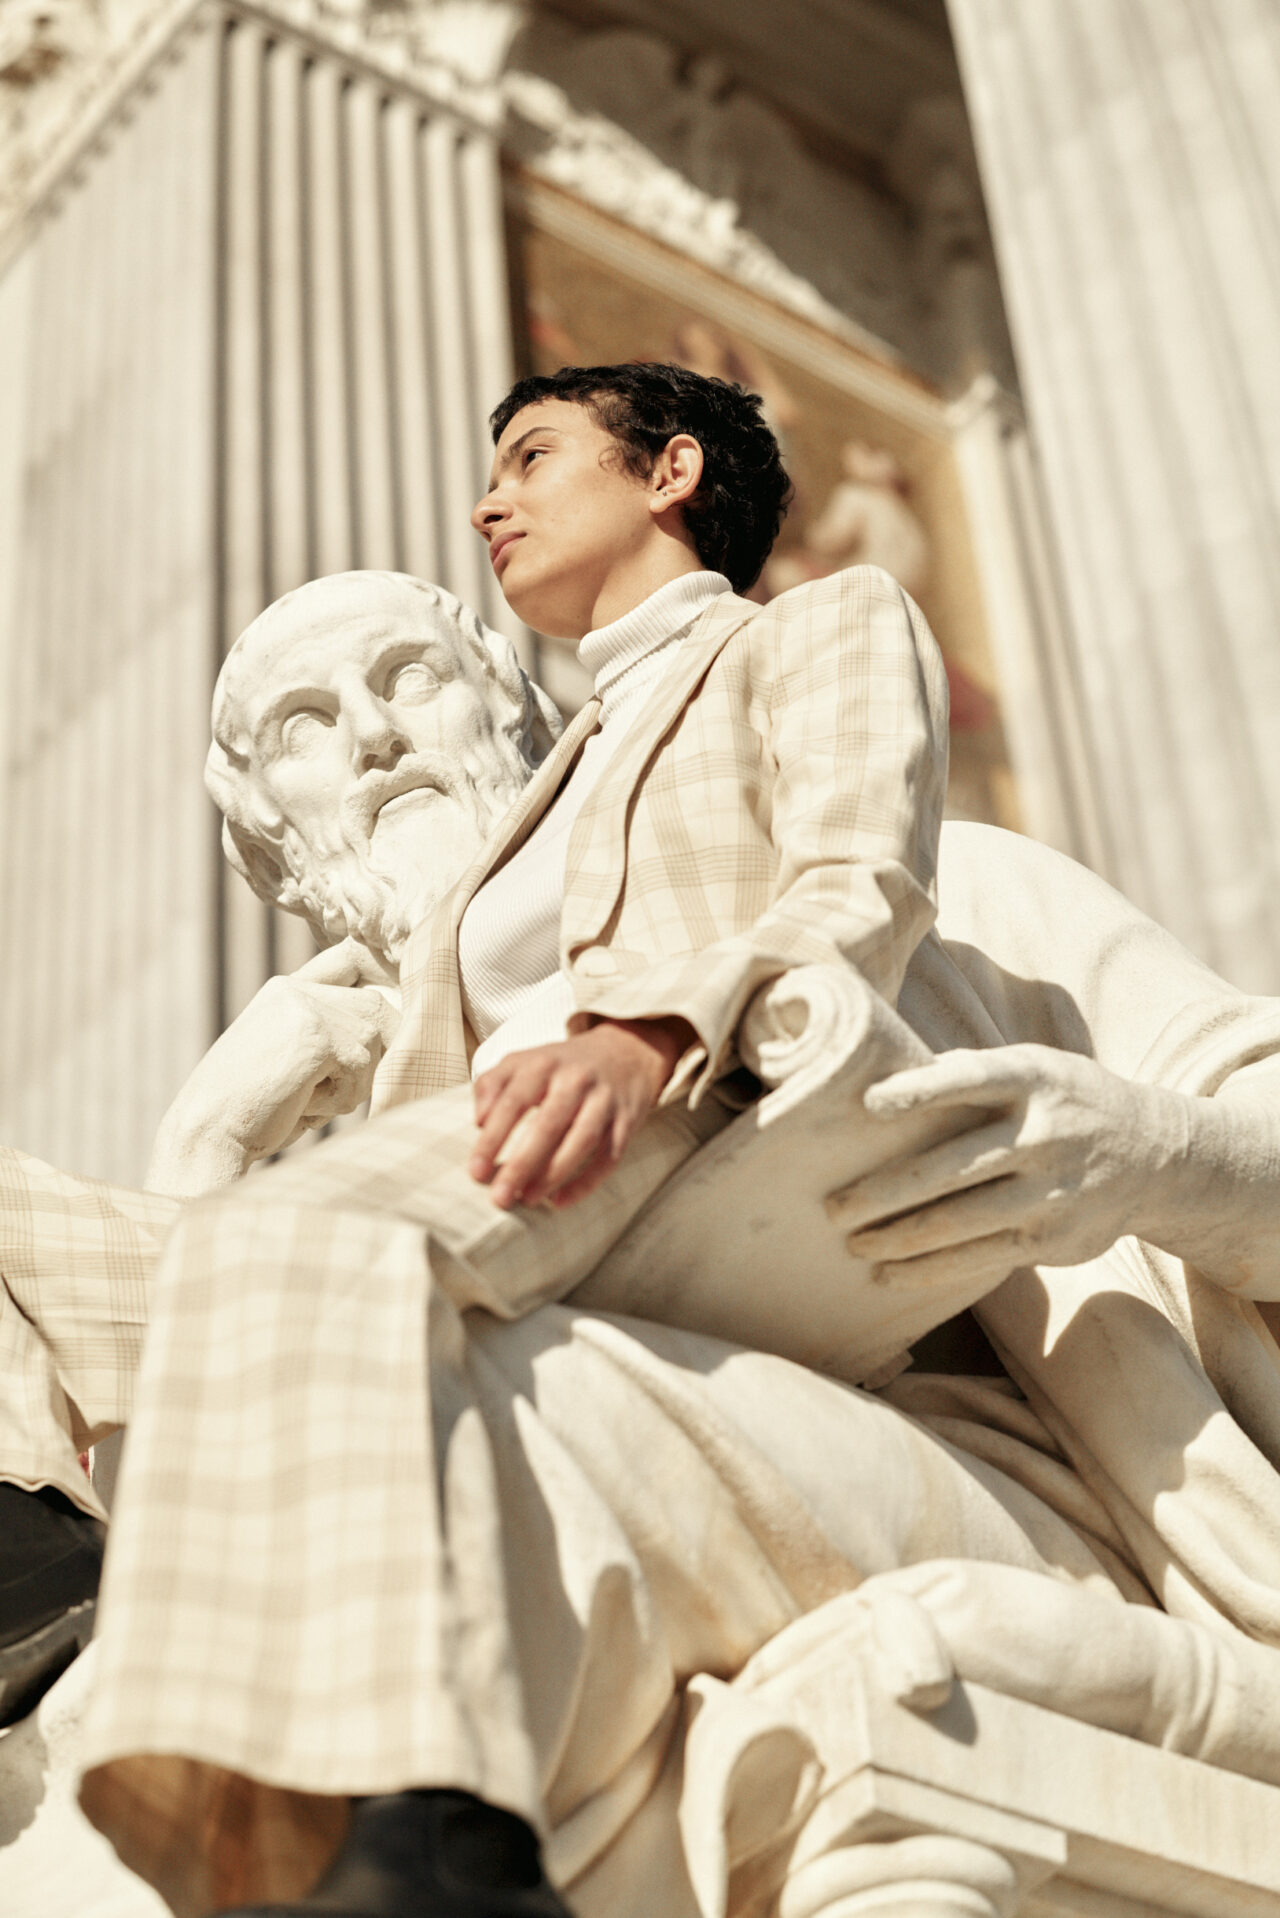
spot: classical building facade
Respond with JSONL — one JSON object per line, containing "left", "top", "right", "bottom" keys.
{"left": 1, "top": 0, "right": 1278, "bottom": 1181}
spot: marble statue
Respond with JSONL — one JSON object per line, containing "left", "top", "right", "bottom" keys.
{"left": 10, "top": 570, "right": 1280, "bottom": 1918}
{"left": 204, "top": 571, "right": 561, "bottom": 972}
{"left": 149, "top": 572, "right": 558, "bottom": 1198}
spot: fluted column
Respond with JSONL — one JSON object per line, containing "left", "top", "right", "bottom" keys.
{"left": 0, "top": 2, "right": 519, "bottom": 1180}
{"left": 212, "top": 11, "right": 524, "bottom": 1018}
{"left": 946, "top": 0, "right": 1280, "bottom": 988}
{"left": 0, "top": 14, "right": 222, "bottom": 1185}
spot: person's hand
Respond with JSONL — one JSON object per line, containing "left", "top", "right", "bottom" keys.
{"left": 824, "top": 1044, "right": 1185, "bottom": 1290}
{"left": 146, "top": 940, "right": 401, "bottom": 1197}
{"left": 469, "top": 1018, "right": 691, "bottom": 1210}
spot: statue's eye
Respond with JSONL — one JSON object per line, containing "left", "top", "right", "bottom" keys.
{"left": 386, "top": 661, "right": 439, "bottom": 703}
{"left": 280, "top": 708, "right": 334, "bottom": 755}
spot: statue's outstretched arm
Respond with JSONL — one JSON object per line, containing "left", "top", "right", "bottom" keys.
{"left": 823, "top": 1041, "right": 1280, "bottom": 1299}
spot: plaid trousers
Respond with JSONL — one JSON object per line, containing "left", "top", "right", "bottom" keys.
{"left": 0, "top": 1146, "right": 177, "bottom": 1517}
{"left": 68, "top": 1084, "right": 1126, "bottom": 1918}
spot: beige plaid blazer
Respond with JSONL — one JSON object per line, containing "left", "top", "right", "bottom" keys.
{"left": 373, "top": 566, "right": 950, "bottom": 1113}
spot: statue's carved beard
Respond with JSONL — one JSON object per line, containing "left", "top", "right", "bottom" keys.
{"left": 281, "top": 752, "right": 527, "bottom": 966}
{"left": 297, "top": 844, "right": 442, "bottom": 966}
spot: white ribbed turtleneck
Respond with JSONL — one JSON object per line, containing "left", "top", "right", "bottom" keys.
{"left": 459, "top": 570, "right": 731, "bottom": 1074}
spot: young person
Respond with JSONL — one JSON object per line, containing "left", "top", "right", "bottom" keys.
{"left": 382, "top": 364, "right": 949, "bottom": 1208}
{"left": 72, "top": 363, "right": 955, "bottom": 1917}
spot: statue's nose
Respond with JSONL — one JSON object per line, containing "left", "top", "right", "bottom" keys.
{"left": 349, "top": 693, "right": 411, "bottom": 773}
{"left": 358, "top": 732, "right": 407, "bottom": 774}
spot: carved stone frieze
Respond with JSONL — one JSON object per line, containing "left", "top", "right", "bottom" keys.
{"left": 504, "top": 6, "right": 1011, "bottom": 385}
{"left": 0, "top": 0, "right": 1013, "bottom": 384}
{"left": 503, "top": 11, "right": 930, "bottom": 370}
{"left": 0, "top": 0, "right": 515, "bottom": 234}
{"left": 888, "top": 94, "right": 1017, "bottom": 389}
{"left": 0, "top": 0, "right": 129, "bottom": 223}
{"left": 502, "top": 66, "right": 901, "bottom": 363}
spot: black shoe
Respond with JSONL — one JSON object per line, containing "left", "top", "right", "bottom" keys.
{"left": 222, "top": 1790, "right": 575, "bottom": 1916}
{"left": 0, "top": 1482, "right": 104, "bottom": 1728}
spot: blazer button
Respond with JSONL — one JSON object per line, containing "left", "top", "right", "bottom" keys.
{"left": 575, "top": 947, "right": 618, "bottom": 978}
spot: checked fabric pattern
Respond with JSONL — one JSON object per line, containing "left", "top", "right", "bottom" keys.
{"left": 0, "top": 1146, "right": 176, "bottom": 1518}
{"left": 77, "top": 1084, "right": 732, "bottom": 1911}
{"left": 376, "top": 567, "right": 950, "bottom": 1111}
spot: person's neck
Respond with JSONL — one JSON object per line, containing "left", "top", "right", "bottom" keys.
{"left": 577, "top": 546, "right": 705, "bottom": 639}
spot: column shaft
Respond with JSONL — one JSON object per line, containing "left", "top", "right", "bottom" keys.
{"left": 948, "top": 0, "right": 1280, "bottom": 985}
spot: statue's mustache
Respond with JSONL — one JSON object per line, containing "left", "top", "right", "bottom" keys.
{"left": 342, "top": 756, "right": 464, "bottom": 839}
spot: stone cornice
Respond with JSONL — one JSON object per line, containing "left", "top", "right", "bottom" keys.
{"left": 0, "top": 0, "right": 503, "bottom": 273}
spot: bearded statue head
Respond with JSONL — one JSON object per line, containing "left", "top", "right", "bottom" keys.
{"left": 205, "top": 571, "right": 561, "bottom": 970}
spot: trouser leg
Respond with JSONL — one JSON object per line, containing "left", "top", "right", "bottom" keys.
{"left": 75, "top": 1082, "right": 1118, "bottom": 1914}
{"left": 0, "top": 1146, "right": 175, "bottom": 1516}
{"left": 75, "top": 1084, "right": 728, "bottom": 1906}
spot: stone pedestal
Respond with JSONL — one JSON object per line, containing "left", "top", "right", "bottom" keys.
{"left": 9, "top": 1644, "right": 1280, "bottom": 1918}
{"left": 786, "top": 1671, "right": 1280, "bottom": 1916}
{"left": 946, "top": 0, "right": 1280, "bottom": 991}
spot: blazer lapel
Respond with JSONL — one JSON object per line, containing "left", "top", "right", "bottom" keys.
{"left": 396, "top": 696, "right": 602, "bottom": 985}
{"left": 562, "top": 590, "right": 757, "bottom": 946}
{"left": 379, "top": 695, "right": 603, "bottom": 1102}
{"left": 477, "top": 697, "right": 603, "bottom": 889}
{"left": 378, "top": 587, "right": 751, "bottom": 1106}
{"left": 397, "top": 590, "right": 747, "bottom": 994}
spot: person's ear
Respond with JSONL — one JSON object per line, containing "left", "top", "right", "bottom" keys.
{"left": 648, "top": 434, "right": 704, "bottom": 517}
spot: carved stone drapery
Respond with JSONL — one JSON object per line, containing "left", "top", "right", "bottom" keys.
{"left": 947, "top": 0, "right": 1280, "bottom": 990}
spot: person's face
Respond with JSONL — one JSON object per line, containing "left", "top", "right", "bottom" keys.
{"left": 239, "top": 581, "right": 525, "bottom": 944}
{"left": 470, "top": 400, "right": 660, "bottom": 640}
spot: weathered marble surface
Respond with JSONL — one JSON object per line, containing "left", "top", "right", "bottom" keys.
{"left": 11, "top": 579, "right": 1280, "bottom": 1916}
{"left": 687, "top": 1564, "right": 1280, "bottom": 1917}
{"left": 147, "top": 570, "right": 556, "bottom": 1196}
{"left": 578, "top": 964, "right": 987, "bottom": 1386}
{"left": 14, "top": 1575, "right": 1280, "bottom": 1917}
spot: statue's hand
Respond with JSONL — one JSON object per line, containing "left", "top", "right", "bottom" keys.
{"left": 146, "top": 940, "right": 401, "bottom": 1197}
{"left": 823, "top": 1044, "right": 1185, "bottom": 1289}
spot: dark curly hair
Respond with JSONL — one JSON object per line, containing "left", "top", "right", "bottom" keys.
{"left": 489, "top": 362, "right": 792, "bottom": 594}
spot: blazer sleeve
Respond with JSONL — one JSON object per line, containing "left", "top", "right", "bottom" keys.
{"left": 568, "top": 567, "right": 951, "bottom": 1105}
